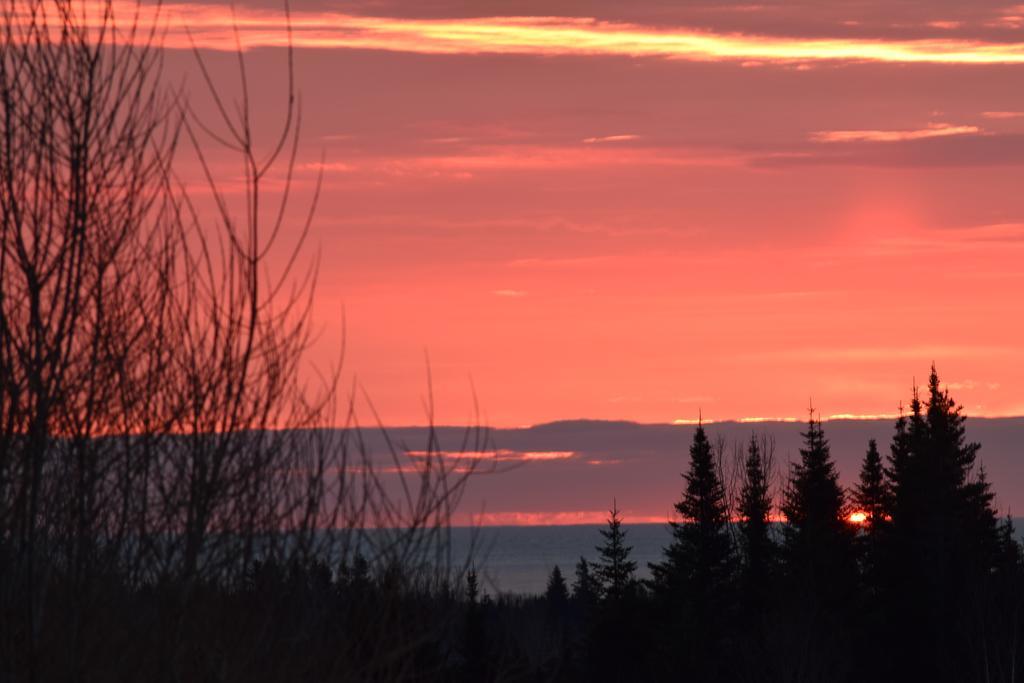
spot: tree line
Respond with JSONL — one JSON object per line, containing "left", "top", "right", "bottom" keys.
{"left": 455, "top": 366, "right": 1022, "bottom": 683}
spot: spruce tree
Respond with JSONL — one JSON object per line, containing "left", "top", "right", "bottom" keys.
{"left": 737, "top": 434, "right": 776, "bottom": 613}
{"left": 546, "top": 565, "right": 569, "bottom": 608}
{"left": 854, "top": 438, "right": 892, "bottom": 612}
{"left": 855, "top": 439, "right": 892, "bottom": 528}
{"left": 887, "top": 366, "right": 999, "bottom": 573}
{"left": 652, "top": 424, "right": 733, "bottom": 592}
{"left": 571, "top": 557, "right": 599, "bottom": 609}
{"left": 781, "top": 411, "right": 856, "bottom": 605}
{"left": 543, "top": 565, "right": 572, "bottom": 672}
{"left": 594, "top": 501, "right": 638, "bottom": 603}
{"left": 650, "top": 424, "right": 734, "bottom": 680}
{"left": 883, "top": 366, "right": 1003, "bottom": 682}
{"left": 462, "top": 568, "right": 486, "bottom": 681}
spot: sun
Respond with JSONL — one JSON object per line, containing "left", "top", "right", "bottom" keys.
{"left": 848, "top": 511, "right": 868, "bottom": 525}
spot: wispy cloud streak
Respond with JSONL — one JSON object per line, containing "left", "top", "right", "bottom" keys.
{"left": 67, "top": 2, "right": 1024, "bottom": 64}
{"left": 810, "top": 123, "right": 981, "bottom": 143}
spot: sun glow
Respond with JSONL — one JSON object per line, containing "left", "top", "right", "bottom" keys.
{"left": 848, "top": 511, "right": 868, "bottom": 525}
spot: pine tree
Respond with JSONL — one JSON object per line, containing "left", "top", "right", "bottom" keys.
{"left": 650, "top": 423, "right": 734, "bottom": 680}
{"left": 737, "top": 434, "right": 776, "bottom": 613}
{"left": 882, "top": 366, "right": 1004, "bottom": 682}
{"left": 652, "top": 424, "right": 733, "bottom": 592}
{"left": 855, "top": 439, "right": 891, "bottom": 527}
{"left": 781, "top": 410, "right": 856, "bottom": 604}
{"left": 887, "top": 366, "right": 999, "bottom": 569}
{"left": 854, "top": 438, "right": 893, "bottom": 609}
{"left": 462, "top": 567, "right": 486, "bottom": 681}
{"left": 545, "top": 565, "right": 569, "bottom": 609}
{"left": 572, "top": 557, "right": 599, "bottom": 608}
{"left": 594, "top": 501, "right": 638, "bottom": 603}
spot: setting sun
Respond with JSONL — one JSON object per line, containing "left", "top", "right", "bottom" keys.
{"left": 848, "top": 511, "right": 868, "bottom": 525}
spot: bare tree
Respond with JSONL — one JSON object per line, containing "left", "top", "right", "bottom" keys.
{"left": 0, "top": 2, "right": 486, "bottom": 680}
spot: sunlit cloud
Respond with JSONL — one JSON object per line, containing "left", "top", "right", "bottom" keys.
{"left": 493, "top": 289, "right": 528, "bottom": 297}
{"left": 582, "top": 134, "right": 641, "bottom": 144}
{"left": 825, "top": 413, "right": 901, "bottom": 421}
{"left": 810, "top": 122, "right": 981, "bottom": 143}
{"left": 329, "top": 145, "right": 742, "bottom": 178}
{"left": 982, "top": 111, "right": 1024, "bottom": 119}
{"left": 406, "top": 449, "right": 575, "bottom": 462}
{"left": 468, "top": 510, "right": 665, "bottom": 526}
{"left": 300, "top": 161, "right": 356, "bottom": 172}
{"left": 51, "top": 2, "right": 1024, "bottom": 65}
{"left": 945, "top": 380, "right": 1002, "bottom": 391}
{"left": 926, "top": 21, "right": 963, "bottom": 30}
{"left": 516, "top": 451, "right": 575, "bottom": 461}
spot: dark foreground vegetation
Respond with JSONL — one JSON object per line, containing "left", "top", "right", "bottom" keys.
{"left": 463, "top": 367, "right": 1023, "bottom": 683}
{"left": 2, "top": 2, "right": 1022, "bottom": 681}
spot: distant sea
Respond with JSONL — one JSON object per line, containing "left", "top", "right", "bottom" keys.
{"left": 451, "top": 520, "right": 1024, "bottom": 595}
{"left": 450, "top": 523, "right": 672, "bottom": 595}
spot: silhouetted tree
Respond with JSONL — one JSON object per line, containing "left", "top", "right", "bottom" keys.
{"left": 781, "top": 410, "right": 856, "bottom": 595}
{"left": 462, "top": 568, "right": 487, "bottom": 681}
{"left": 855, "top": 439, "right": 892, "bottom": 527}
{"left": 546, "top": 566, "right": 570, "bottom": 609}
{"left": 779, "top": 410, "right": 857, "bottom": 678}
{"left": 884, "top": 366, "right": 1002, "bottom": 682}
{"left": 0, "top": 3, "right": 486, "bottom": 680}
{"left": 737, "top": 434, "right": 776, "bottom": 615}
{"left": 572, "top": 557, "right": 600, "bottom": 609}
{"left": 594, "top": 501, "right": 638, "bottom": 603}
{"left": 651, "top": 423, "right": 734, "bottom": 680}
{"left": 542, "top": 565, "right": 572, "bottom": 678}
{"left": 855, "top": 439, "right": 891, "bottom": 570}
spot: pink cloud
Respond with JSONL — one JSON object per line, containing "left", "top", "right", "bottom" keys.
{"left": 582, "top": 134, "right": 641, "bottom": 144}
{"left": 467, "top": 510, "right": 665, "bottom": 525}
{"left": 810, "top": 122, "right": 981, "bottom": 143}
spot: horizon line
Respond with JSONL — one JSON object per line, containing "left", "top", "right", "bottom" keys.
{"left": 351, "top": 413, "right": 1024, "bottom": 431}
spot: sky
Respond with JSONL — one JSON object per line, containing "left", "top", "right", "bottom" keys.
{"left": 153, "top": 0, "right": 1024, "bottom": 427}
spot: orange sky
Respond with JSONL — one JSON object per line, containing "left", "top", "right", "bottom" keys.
{"left": 163, "top": 0, "right": 1024, "bottom": 427}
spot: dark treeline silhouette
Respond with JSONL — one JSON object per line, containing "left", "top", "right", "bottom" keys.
{"left": 450, "top": 367, "right": 1024, "bottom": 683}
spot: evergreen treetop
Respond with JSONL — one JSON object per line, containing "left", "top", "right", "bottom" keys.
{"left": 650, "top": 423, "right": 733, "bottom": 595}
{"left": 782, "top": 411, "right": 847, "bottom": 534}
{"left": 737, "top": 434, "right": 777, "bottom": 614}
{"left": 739, "top": 434, "right": 773, "bottom": 541}
{"left": 545, "top": 565, "right": 570, "bottom": 610}
{"left": 572, "top": 556, "right": 600, "bottom": 606}
{"left": 594, "top": 501, "right": 638, "bottom": 602}
{"left": 854, "top": 438, "right": 892, "bottom": 528}
{"left": 781, "top": 410, "right": 856, "bottom": 603}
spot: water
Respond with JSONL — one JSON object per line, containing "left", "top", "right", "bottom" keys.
{"left": 449, "top": 524, "right": 674, "bottom": 595}
{"left": 449, "top": 520, "right": 1024, "bottom": 595}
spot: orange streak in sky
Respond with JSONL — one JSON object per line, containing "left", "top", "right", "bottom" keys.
{"left": 25, "top": 2, "right": 1024, "bottom": 65}
{"left": 810, "top": 123, "right": 982, "bottom": 143}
